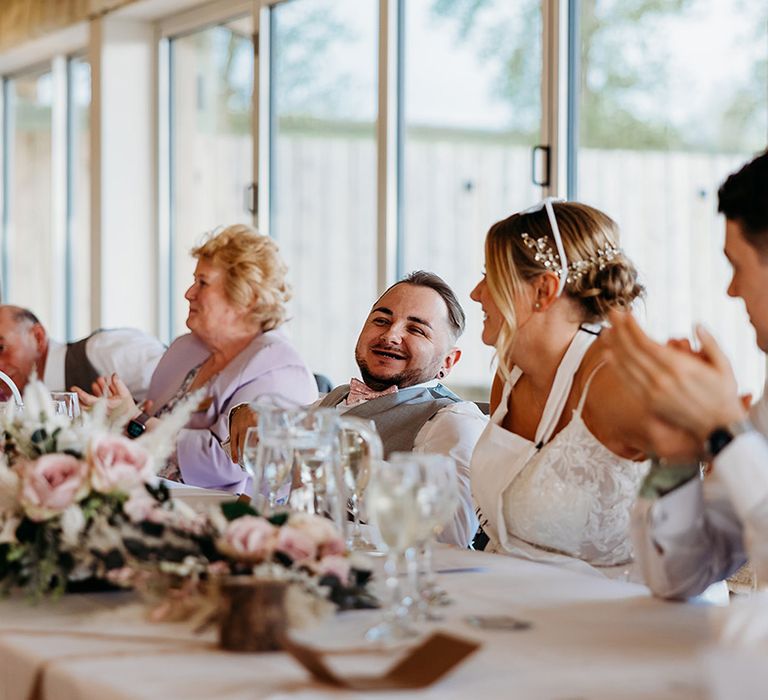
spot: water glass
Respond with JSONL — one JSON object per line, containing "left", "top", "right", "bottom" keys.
{"left": 241, "top": 427, "right": 266, "bottom": 512}
{"left": 258, "top": 438, "right": 294, "bottom": 514}
{"left": 50, "top": 392, "right": 81, "bottom": 421}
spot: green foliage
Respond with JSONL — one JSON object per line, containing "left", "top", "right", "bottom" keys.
{"left": 220, "top": 500, "right": 259, "bottom": 521}
{"left": 430, "top": 0, "right": 766, "bottom": 152}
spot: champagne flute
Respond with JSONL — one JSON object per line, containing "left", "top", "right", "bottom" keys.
{"left": 365, "top": 458, "right": 422, "bottom": 642}
{"left": 340, "top": 426, "right": 375, "bottom": 550}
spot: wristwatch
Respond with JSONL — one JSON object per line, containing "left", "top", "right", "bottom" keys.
{"left": 126, "top": 411, "right": 151, "bottom": 440}
{"left": 706, "top": 417, "right": 755, "bottom": 458}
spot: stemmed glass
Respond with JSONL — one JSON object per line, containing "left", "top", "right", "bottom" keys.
{"left": 391, "top": 453, "right": 459, "bottom": 617}
{"left": 340, "top": 422, "right": 376, "bottom": 551}
{"left": 365, "top": 458, "right": 422, "bottom": 642}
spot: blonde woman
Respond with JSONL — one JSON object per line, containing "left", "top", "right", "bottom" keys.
{"left": 470, "top": 200, "right": 652, "bottom": 577}
{"left": 78, "top": 225, "right": 317, "bottom": 493}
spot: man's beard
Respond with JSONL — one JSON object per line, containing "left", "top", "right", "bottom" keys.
{"left": 355, "top": 348, "right": 440, "bottom": 392}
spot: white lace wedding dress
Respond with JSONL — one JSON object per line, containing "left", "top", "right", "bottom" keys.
{"left": 471, "top": 328, "right": 649, "bottom": 577}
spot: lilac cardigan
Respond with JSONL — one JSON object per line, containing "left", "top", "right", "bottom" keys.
{"left": 145, "top": 330, "right": 318, "bottom": 494}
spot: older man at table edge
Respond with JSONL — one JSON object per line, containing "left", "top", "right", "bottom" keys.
{"left": 0, "top": 305, "right": 164, "bottom": 402}
{"left": 229, "top": 270, "right": 489, "bottom": 548}
{"left": 605, "top": 149, "right": 768, "bottom": 599}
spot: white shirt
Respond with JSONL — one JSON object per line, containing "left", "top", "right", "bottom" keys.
{"left": 331, "top": 380, "right": 488, "bottom": 549}
{"left": 44, "top": 329, "right": 166, "bottom": 402}
{"left": 632, "top": 383, "right": 768, "bottom": 598}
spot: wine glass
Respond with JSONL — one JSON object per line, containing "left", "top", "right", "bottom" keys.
{"left": 340, "top": 425, "right": 376, "bottom": 551}
{"left": 50, "top": 392, "right": 81, "bottom": 421}
{"left": 390, "top": 452, "right": 458, "bottom": 618}
{"left": 365, "top": 458, "right": 422, "bottom": 642}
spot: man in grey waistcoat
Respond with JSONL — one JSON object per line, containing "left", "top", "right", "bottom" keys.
{"left": 0, "top": 305, "right": 164, "bottom": 402}
{"left": 230, "top": 271, "right": 488, "bottom": 547}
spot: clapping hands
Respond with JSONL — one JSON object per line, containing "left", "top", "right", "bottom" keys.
{"left": 604, "top": 311, "right": 749, "bottom": 459}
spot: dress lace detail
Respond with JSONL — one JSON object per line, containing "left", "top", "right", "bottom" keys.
{"left": 502, "top": 412, "right": 647, "bottom": 566}
{"left": 471, "top": 328, "right": 649, "bottom": 572}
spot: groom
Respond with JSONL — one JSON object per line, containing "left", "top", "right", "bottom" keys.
{"left": 229, "top": 271, "right": 488, "bottom": 547}
{"left": 606, "top": 150, "right": 768, "bottom": 598}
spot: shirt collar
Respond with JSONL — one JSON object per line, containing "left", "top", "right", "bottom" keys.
{"left": 43, "top": 338, "right": 67, "bottom": 390}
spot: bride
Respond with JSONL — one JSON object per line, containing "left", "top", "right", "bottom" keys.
{"left": 470, "top": 199, "right": 654, "bottom": 577}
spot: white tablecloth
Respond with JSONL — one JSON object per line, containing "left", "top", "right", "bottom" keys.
{"left": 0, "top": 547, "right": 755, "bottom": 700}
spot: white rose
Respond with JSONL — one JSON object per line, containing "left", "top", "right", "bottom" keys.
{"left": 60, "top": 505, "right": 87, "bottom": 548}
{"left": 0, "top": 513, "right": 20, "bottom": 544}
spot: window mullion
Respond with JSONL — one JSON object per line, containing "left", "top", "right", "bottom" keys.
{"left": 51, "top": 55, "right": 68, "bottom": 339}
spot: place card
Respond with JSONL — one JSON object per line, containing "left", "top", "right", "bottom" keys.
{"left": 283, "top": 631, "right": 481, "bottom": 689}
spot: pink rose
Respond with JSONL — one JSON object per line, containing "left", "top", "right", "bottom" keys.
{"left": 275, "top": 525, "right": 317, "bottom": 564}
{"left": 221, "top": 516, "right": 278, "bottom": 561}
{"left": 123, "top": 489, "right": 159, "bottom": 523}
{"left": 315, "top": 555, "right": 351, "bottom": 583}
{"left": 287, "top": 513, "right": 344, "bottom": 548}
{"left": 319, "top": 536, "right": 347, "bottom": 558}
{"left": 89, "top": 436, "right": 154, "bottom": 494}
{"left": 20, "top": 455, "right": 88, "bottom": 521}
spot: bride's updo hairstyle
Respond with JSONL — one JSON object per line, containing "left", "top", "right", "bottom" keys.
{"left": 485, "top": 201, "right": 643, "bottom": 376}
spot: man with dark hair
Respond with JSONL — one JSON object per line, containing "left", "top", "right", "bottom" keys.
{"left": 0, "top": 305, "right": 165, "bottom": 402}
{"left": 229, "top": 271, "right": 488, "bottom": 547}
{"left": 605, "top": 149, "right": 768, "bottom": 598}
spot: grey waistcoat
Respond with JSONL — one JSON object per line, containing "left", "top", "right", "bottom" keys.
{"left": 319, "top": 383, "right": 462, "bottom": 457}
{"left": 64, "top": 332, "right": 101, "bottom": 391}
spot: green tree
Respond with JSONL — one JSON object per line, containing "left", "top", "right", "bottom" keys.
{"left": 431, "top": 0, "right": 694, "bottom": 148}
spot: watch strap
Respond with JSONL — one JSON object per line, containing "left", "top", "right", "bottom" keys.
{"left": 126, "top": 411, "right": 151, "bottom": 439}
{"left": 707, "top": 417, "right": 754, "bottom": 458}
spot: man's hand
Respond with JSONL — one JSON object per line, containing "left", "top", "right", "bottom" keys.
{"left": 229, "top": 404, "right": 258, "bottom": 464}
{"left": 605, "top": 311, "right": 746, "bottom": 441}
{"left": 644, "top": 414, "right": 704, "bottom": 462}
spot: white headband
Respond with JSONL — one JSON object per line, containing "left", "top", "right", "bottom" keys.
{"left": 520, "top": 197, "right": 568, "bottom": 296}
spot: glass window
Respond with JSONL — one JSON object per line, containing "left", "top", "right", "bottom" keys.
{"left": 4, "top": 68, "right": 54, "bottom": 327}
{"left": 68, "top": 57, "right": 91, "bottom": 339}
{"left": 269, "top": 0, "right": 378, "bottom": 386}
{"left": 576, "top": 0, "right": 768, "bottom": 395}
{"left": 400, "top": 0, "right": 543, "bottom": 395}
{"left": 169, "top": 17, "right": 254, "bottom": 337}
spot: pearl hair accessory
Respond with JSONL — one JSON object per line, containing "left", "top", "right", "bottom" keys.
{"left": 521, "top": 232, "right": 621, "bottom": 285}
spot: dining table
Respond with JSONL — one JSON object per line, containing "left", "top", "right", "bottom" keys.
{"left": 1, "top": 540, "right": 763, "bottom": 700}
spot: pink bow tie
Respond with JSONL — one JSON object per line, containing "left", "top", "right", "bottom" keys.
{"left": 345, "top": 378, "right": 398, "bottom": 407}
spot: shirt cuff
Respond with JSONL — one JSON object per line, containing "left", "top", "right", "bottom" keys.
{"left": 638, "top": 461, "right": 700, "bottom": 500}
{"left": 713, "top": 430, "right": 768, "bottom": 520}
{"left": 645, "top": 477, "right": 704, "bottom": 541}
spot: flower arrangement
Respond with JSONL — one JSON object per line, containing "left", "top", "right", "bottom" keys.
{"left": 109, "top": 495, "right": 376, "bottom": 618}
{"left": 0, "top": 381, "right": 375, "bottom": 614}
{"left": 0, "top": 381, "right": 195, "bottom": 598}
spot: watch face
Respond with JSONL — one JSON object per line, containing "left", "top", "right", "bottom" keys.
{"left": 708, "top": 428, "right": 733, "bottom": 457}
{"left": 126, "top": 420, "right": 146, "bottom": 439}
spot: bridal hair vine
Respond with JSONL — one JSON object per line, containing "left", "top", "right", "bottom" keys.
{"left": 521, "top": 232, "right": 622, "bottom": 284}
